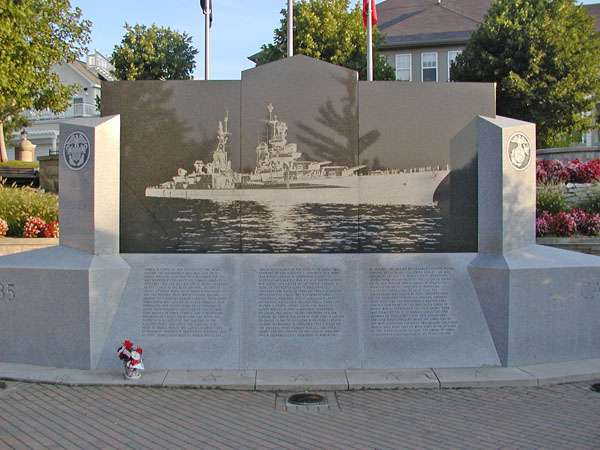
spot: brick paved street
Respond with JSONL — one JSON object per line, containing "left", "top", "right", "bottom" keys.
{"left": 1, "top": 380, "right": 599, "bottom": 449}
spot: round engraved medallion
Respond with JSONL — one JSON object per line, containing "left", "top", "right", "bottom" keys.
{"left": 63, "top": 131, "right": 90, "bottom": 171}
{"left": 506, "top": 132, "right": 532, "bottom": 171}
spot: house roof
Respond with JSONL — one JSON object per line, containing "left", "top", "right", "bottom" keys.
{"left": 71, "top": 59, "right": 103, "bottom": 84}
{"left": 585, "top": 4, "right": 600, "bottom": 31}
{"left": 376, "top": 0, "right": 491, "bottom": 47}
{"left": 377, "top": 0, "right": 600, "bottom": 48}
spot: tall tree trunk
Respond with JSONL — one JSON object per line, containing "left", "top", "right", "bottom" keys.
{"left": 0, "top": 121, "right": 8, "bottom": 162}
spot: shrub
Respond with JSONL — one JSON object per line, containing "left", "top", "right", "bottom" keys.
{"left": 536, "top": 160, "right": 569, "bottom": 185}
{"left": 537, "top": 158, "right": 600, "bottom": 185}
{"left": 537, "top": 188, "right": 567, "bottom": 215}
{"left": 22, "top": 217, "right": 47, "bottom": 238}
{"left": 0, "top": 218, "right": 7, "bottom": 237}
{"left": 536, "top": 211, "right": 552, "bottom": 237}
{"left": 566, "top": 158, "right": 600, "bottom": 184}
{"left": 578, "top": 212, "right": 600, "bottom": 236}
{"left": 42, "top": 221, "right": 59, "bottom": 238}
{"left": 0, "top": 183, "right": 58, "bottom": 237}
{"left": 550, "top": 212, "right": 576, "bottom": 237}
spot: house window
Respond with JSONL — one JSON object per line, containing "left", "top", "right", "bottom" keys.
{"left": 421, "top": 52, "right": 437, "bottom": 82}
{"left": 448, "top": 51, "right": 461, "bottom": 81}
{"left": 395, "top": 54, "right": 411, "bottom": 81}
{"left": 73, "top": 97, "right": 84, "bottom": 104}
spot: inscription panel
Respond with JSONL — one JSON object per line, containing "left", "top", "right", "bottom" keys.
{"left": 369, "top": 267, "right": 458, "bottom": 337}
{"left": 142, "top": 268, "right": 228, "bottom": 338}
{"left": 258, "top": 267, "right": 343, "bottom": 337}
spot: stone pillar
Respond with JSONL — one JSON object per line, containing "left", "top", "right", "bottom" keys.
{"left": 15, "top": 131, "right": 36, "bottom": 162}
{"left": 477, "top": 116, "right": 536, "bottom": 254}
{"left": 59, "top": 115, "right": 120, "bottom": 255}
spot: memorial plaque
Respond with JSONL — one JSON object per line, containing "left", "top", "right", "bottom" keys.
{"left": 369, "top": 267, "right": 458, "bottom": 337}
{"left": 360, "top": 254, "right": 500, "bottom": 369}
{"left": 240, "top": 255, "right": 360, "bottom": 369}
{"left": 94, "top": 255, "right": 241, "bottom": 370}
{"left": 257, "top": 267, "right": 344, "bottom": 337}
{"left": 142, "top": 268, "right": 228, "bottom": 338}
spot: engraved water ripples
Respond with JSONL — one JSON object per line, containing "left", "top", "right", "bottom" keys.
{"left": 148, "top": 198, "right": 446, "bottom": 253}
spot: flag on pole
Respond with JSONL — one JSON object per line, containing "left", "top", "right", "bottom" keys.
{"left": 200, "top": 0, "right": 212, "bottom": 27}
{"left": 363, "top": 0, "right": 377, "bottom": 28}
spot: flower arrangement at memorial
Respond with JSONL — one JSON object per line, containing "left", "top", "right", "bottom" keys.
{"left": 117, "top": 340, "right": 145, "bottom": 379}
{"left": 0, "top": 218, "right": 7, "bottom": 237}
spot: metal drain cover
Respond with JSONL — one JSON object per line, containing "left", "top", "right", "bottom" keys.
{"left": 287, "top": 393, "right": 326, "bottom": 406}
{"left": 590, "top": 383, "right": 600, "bottom": 392}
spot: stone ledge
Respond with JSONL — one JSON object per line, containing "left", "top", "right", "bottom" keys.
{"left": 0, "top": 237, "right": 59, "bottom": 256}
{"left": 1, "top": 359, "right": 599, "bottom": 390}
{"left": 537, "top": 237, "right": 600, "bottom": 256}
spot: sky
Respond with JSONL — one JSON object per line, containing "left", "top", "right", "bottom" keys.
{"left": 71, "top": 0, "right": 600, "bottom": 81}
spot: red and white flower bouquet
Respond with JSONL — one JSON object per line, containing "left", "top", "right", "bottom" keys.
{"left": 117, "top": 340, "right": 145, "bottom": 379}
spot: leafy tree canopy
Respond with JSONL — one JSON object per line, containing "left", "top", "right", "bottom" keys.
{"left": 0, "top": 0, "right": 91, "bottom": 161}
{"left": 451, "top": 0, "right": 600, "bottom": 148}
{"left": 111, "top": 24, "right": 198, "bottom": 80}
{"left": 257, "top": 0, "right": 394, "bottom": 81}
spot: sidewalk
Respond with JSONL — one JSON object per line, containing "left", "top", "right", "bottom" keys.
{"left": 1, "top": 372, "right": 599, "bottom": 449}
{"left": 2, "top": 358, "right": 600, "bottom": 390}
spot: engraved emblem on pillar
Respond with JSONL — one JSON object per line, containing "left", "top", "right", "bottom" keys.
{"left": 63, "top": 131, "right": 91, "bottom": 171}
{"left": 506, "top": 132, "right": 532, "bottom": 171}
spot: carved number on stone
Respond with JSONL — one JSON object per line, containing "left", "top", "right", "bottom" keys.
{"left": 0, "top": 283, "right": 15, "bottom": 302}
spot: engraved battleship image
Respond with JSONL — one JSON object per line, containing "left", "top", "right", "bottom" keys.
{"left": 145, "top": 104, "right": 450, "bottom": 205}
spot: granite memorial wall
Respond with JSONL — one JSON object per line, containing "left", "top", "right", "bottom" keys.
{"left": 0, "top": 56, "right": 598, "bottom": 371}
{"left": 103, "top": 56, "right": 495, "bottom": 254}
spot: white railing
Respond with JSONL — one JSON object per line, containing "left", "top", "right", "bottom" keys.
{"left": 23, "top": 102, "right": 99, "bottom": 121}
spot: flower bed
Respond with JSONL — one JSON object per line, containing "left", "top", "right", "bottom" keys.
{"left": 536, "top": 158, "right": 600, "bottom": 239}
{"left": 0, "top": 183, "right": 58, "bottom": 237}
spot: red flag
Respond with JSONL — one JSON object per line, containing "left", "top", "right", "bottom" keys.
{"left": 363, "top": 0, "right": 378, "bottom": 28}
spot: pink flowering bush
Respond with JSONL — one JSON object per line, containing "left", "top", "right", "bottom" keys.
{"left": 578, "top": 212, "right": 600, "bottom": 236}
{"left": 536, "top": 209, "right": 600, "bottom": 237}
{"left": 0, "top": 218, "right": 7, "bottom": 237}
{"left": 537, "top": 158, "right": 600, "bottom": 185}
{"left": 550, "top": 212, "right": 576, "bottom": 237}
{"left": 536, "top": 160, "right": 569, "bottom": 184}
{"left": 566, "top": 158, "right": 600, "bottom": 184}
{"left": 535, "top": 212, "right": 552, "bottom": 237}
{"left": 42, "top": 221, "right": 59, "bottom": 238}
{"left": 22, "top": 217, "right": 47, "bottom": 238}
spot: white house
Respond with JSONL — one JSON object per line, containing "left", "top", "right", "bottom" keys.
{"left": 7, "top": 50, "right": 114, "bottom": 159}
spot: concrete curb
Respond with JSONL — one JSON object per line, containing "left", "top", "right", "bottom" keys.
{"left": 1, "top": 359, "right": 599, "bottom": 391}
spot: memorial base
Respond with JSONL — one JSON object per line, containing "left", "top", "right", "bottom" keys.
{"left": 469, "top": 245, "right": 600, "bottom": 367}
{"left": 0, "top": 246, "right": 129, "bottom": 369}
{"left": 1, "top": 247, "right": 599, "bottom": 371}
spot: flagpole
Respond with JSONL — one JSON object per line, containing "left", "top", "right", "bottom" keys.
{"left": 367, "top": 0, "right": 373, "bottom": 81}
{"left": 288, "top": 0, "right": 293, "bottom": 57}
{"left": 204, "top": 0, "right": 210, "bottom": 80}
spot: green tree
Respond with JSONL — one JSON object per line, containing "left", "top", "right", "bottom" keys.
{"left": 111, "top": 24, "right": 198, "bottom": 81}
{"left": 451, "top": 0, "right": 600, "bottom": 148}
{"left": 0, "top": 0, "right": 91, "bottom": 161}
{"left": 257, "top": 0, "right": 394, "bottom": 81}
